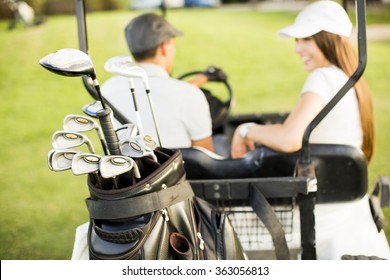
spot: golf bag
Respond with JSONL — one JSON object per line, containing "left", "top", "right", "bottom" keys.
{"left": 86, "top": 147, "right": 246, "bottom": 260}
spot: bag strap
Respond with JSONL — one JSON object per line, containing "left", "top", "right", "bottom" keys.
{"left": 370, "top": 176, "right": 390, "bottom": 208}
{"left": 86, "top": 180, "right": 194, "bottom": 220}
{"left": 369, "top": 176, "right": 390, "bottom": 232}
{"left": 249, "top": 186, "right": 290, "bottom": 260}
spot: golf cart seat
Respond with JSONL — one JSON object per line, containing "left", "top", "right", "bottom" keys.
{"left": 181, "top": 143, "right": 368, "bottom": 204}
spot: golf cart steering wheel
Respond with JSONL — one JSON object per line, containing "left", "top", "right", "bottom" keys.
{"left": 178, "top": 68, "right": 234, "bottom": 133}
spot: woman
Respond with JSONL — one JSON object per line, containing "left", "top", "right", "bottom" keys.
{"left": 231, "top": 1, "right": 389, "bottom": 260}
{"left": 231, "top": 0, "right": 374, "bottom": 163}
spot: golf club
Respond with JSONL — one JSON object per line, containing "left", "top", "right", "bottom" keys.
{"left": 82, "top": 101, "right": 117, "bottom": 130}
{"left": 52, "top": 130, "right": 95, "bottom": 153}
{"left": 48, "top": 149, "right": 79, "bottom": 172}
{"left": 133, "top": 68, "right": 162, "bottom": 148}
{"left": 71, "top": 152, "right": 101, "bottom": 175}
{"left": 99, "top": 155, "right": 141, "bottom": 189}
{"left": 47, "top": 148, "right": 56, "bottom": 170}
{"left": 116, "top": 123, "right": 139, "bottom": 143}
{"left": 134, "top": 134, "right": 158, "bottom": 152}
{"left": 82, "top": 100, "right": 103, "bottom": 118}
{"left": 63, "top": 114, "right": 108, "bottom": 155}
{"left": 103, "top": 58, "right": 161, "bottom": 146}
{"left": 104, "top": 56, "right": 145, "bottom": 135}
{"left": 38, "top": 48, "right": 106, "bottom": 108}
{"left": 39, "top": 48, "right": 121, "bottom": 155}
{"left": 71, "top": 152, "right": 102, "bottom": 188}
{"left": 120, "top": 139, "right": 158, "bottom": 162}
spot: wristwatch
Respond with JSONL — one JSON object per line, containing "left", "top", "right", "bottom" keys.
{"left": 239, "top": 123, "right": 255, "bottom": 139}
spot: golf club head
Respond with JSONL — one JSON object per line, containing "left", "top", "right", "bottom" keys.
{"left": 39, "top": 48, "right": 96, "bottom": 79}
{"left": 71, "top": 153, "right": 101, "bottom": 175}
{"left": 48, "top": 149, "right": 56, "bottom": 170}
{"left": 52, "top": 130, "right": 95, "bottom": 153}
{"left": 104, "top": 59, "right": 149, "bottom": 89}
{"left": 99, "top": 155, "right": 141, "bottom": 179}
{"left": 64, "top": 113, "right": 109, "bottom": 155}
{"left": 48, "top": 149, "right": 79, "bottom": 171}
{"left": 104, "top": 55, "right": 134, "bottom": 74}
{"left": 120, "top": 140, "right": 158, "bottom": 162}
{"left": 63, "top": 114, "right": 99, "bottom": 133}
{"left": 116, "top": 124, "right": 139, "bottom": 143}
{"left": 82, "top": 101, "right": 104, "bottom": 118}
{"left": 135, "top": 135, "right": 158, "bottom": 151}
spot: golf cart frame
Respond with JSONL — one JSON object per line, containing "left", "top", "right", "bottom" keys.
{"left": 74, "top": 0, "right": 389, "bottom": 259}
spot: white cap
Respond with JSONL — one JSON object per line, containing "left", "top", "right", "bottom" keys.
{"left": 278, "top": 1, "right": 353, "bottom": 38}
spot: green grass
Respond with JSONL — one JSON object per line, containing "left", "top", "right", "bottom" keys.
{"left": 0, "top": 6, "right": 389, "bottom": 259}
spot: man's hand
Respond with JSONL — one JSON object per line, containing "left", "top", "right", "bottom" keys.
{"left": 203, "top": 66, "right": 227, "bottom": 82}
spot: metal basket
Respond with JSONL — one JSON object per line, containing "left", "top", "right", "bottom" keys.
{"left": 222, "top": 198, "right": 295, "bottom": 251}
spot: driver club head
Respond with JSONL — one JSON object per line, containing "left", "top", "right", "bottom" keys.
{"left": 99, "top": 155, "right": 141, "bottom": 179}
{"left": 71, "top": 153, "right": 101, "bottom": 175}
{"left": 39, "top": 48, "right": 107, "bottom": 111}
{"left": 48, "top": 149, "right": 79, "bottom": 172}
{"left": 52, "top": 130, "right": 95, "bottom": 153}
{"left": 104, "top": 55, "right": 134, "bottom": 73}
{"left": 104, "top": 58, "right": 149, "bottom": 89}
{"left": 39, "top": 48, "right": 96, "bottom": 79}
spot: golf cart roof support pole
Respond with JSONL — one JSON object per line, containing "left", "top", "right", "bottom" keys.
{"left": 74, "top": 0, "right": 131, "bottom": 126}
{"left": 74, "top": 0, "right": 95, "bottom": 101}
{"left": 298, "top": 0, "right": 367, "bottom": 260}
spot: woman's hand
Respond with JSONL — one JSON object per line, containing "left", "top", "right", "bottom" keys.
{"left": 231, "top": 123, "right": 256, "bottom": 159}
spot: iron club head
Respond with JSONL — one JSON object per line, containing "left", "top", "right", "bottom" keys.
{"left": 120, "top": 139, "right": 158, "bottom": 162}
{"left": 48, "top": 149, "right": 79, "bottom": 172}
{"left": 52, "top": 130, "right": 95, "bottom": 153}
{"left": 99, "top": 155, "right": 141, "bottom": 179}
{"left": 63, "top": 114, "right": 108, "bottom": 155}
{"left": 71, "top": 153, "right": 102, "bottom": 175}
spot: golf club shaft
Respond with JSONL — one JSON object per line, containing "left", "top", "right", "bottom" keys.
{"left": 99, "top": 139, "right": 109, "bottom": 155}
{"left": 128, "top": 79, "right": 144, "bottom": 135}
{"left": 92, "top": 77, "right": 121, "bottom": 155}
{"left": 92, "top": 79, "right": 106, "bottom": 110}
{"left": 145, "top": 89, "right": 162, "bottom": 147}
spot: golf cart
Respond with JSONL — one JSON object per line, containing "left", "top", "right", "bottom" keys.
{"left": 43, "top": 0, "right": 389, "bottom": 260}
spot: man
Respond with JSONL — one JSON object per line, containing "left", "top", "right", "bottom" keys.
{"left": 102, "top": 13, "right": 216, "bottom": 151}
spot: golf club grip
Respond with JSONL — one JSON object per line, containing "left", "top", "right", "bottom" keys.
{"left": 96, "top": 108, "right": 121, "bottom": 155}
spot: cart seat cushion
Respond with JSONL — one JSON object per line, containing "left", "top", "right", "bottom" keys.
{"left": 181, "top": 144, "right": 368, "bottom": 203}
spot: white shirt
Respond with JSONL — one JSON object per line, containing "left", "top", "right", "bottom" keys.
{"left": 301, "top": 65, "right": 362, "bottom": 149}
{"left": 101, "top": 63, "right": 212, "bottom": 149}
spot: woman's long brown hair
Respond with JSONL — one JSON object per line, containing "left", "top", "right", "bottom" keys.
{"left": 312, "top": 31, "right": 374, "bottom": 162}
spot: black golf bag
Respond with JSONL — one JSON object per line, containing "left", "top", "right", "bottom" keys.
{"left": 85, "top": 147, "right": 246, "bottom": 260}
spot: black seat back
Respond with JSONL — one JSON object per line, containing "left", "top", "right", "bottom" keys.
{"left": 181, "top": 144, "right": 367, "bottom": 203}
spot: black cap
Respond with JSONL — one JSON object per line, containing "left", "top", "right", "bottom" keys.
{"left": 125, "top": 13, "right": 183, "bottom": 54}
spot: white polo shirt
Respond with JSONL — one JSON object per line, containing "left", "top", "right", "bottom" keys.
{"left": 301, "top": 65, "right": 362, "bottom": 149}
{"left": 101, "top": 63, "right": 212, "bottom": 149}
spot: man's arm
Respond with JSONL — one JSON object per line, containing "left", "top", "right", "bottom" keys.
{"left": 187, "top": 74, "right": 208, "bottom": 88}
{"left": 192, "top": 136, "right": 214, "bottom": 152}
